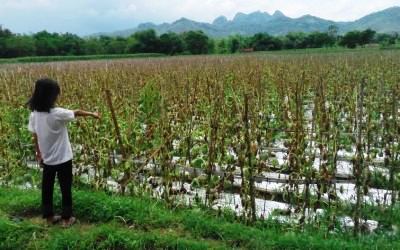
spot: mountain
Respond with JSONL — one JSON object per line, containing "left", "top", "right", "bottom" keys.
{"left": 212, "top": 16, "right": 228, "bottom": 26}
{"left": 343, "top": 6, "right": 400, "bottom": 33}
{"left": 94, "top": 7, "right": 400, "bottom": 38}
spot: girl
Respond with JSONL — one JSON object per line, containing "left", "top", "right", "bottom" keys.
{"left": 27, "top": 78, "right": 100, "bottom": 227}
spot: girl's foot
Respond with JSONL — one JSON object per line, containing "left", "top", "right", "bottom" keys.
{"left": 46, "top": 215, "right": 62, "bottom": 225}
{"left": 62, "top": 216, "right": 76, "bottom": 228}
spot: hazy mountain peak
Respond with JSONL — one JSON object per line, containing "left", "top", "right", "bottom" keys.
{"left": 248, "top": 11, "right": 272, "bottom": 18}
{"left": 296, "top": 14, "right": 331, "bottom": 23}
{"left": 213, "top": 16, "right": 228, "bottom": 26}
{"left": 273, "top": 10, "right": 286, "bottom": 18}
{"left": 174, "top": 17, "right": 192, "bottom": 23}
{"left": 94, "top": 6, "right": 400, "bottom": 38}
{"left": 359, "top": 5, "right": 400, "bottom": 19}
{"left": 251, "top": 10, "right": 271, "bottom": 15}
{"left": 344, "top": 6, "right": 400, "bottom": 33}
{"left": 232, "top": 10, "right": 273, "bottom": 24}
{"left": 137, "top": 22, "right": 157, "bottom": 29}
{"left": 233, "top": 12, "right": 247, "bottom": 21}
{"left": 381, "top": 6, "right": 400, "bottom": 12}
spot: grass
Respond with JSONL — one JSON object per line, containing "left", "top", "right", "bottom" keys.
{"left": 0, "top": 217, "right": 221, "bottom": 250}
{"left": 0, "top": 53, "right": 165, "bottom": 64}
{"left": 1, "top": 46, "right": 398, "bottom": 65}
{"left": 256, "top": 46, "right": 400, "bottom": 55}
{"left": 0, "top": 187, "right": 399, "bottom": 249}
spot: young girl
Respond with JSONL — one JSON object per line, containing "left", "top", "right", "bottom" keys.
{"left": 27, "top": 78, "right": 100, "bottom": 227}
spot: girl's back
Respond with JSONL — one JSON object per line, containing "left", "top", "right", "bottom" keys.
{"left": 28, "top": 107, "right": 75, "bottom": 166}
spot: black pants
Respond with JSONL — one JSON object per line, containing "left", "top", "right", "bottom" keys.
{"left": 42, "top": 160, "right": 73, "bottom": 219}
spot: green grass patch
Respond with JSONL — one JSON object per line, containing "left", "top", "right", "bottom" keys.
{"left": 0, "top": 217, "right": 222, "bottom": 250}
{"left": 1, "top": 46, "right": 398, "bottom": 65}
{"left": 0, "top": 187, "right": 399, "bottom": 249}
{"left": 255, "top": 46, "right": 393, "bottom": 56}
{"left": 0, "top": 53, "right": 165, "bottom": 64}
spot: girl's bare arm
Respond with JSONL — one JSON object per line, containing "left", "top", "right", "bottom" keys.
{"left": 73, "top": 110, "right": 101, "bottom": 119}
{"left": 32, "top": 133, "right": 41, "bottom": 162}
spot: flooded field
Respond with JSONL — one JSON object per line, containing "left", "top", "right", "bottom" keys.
{"left": 2, "top": 52, "right": 400, "bottom": 235}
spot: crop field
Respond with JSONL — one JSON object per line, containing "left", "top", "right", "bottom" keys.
{"left": 0, "top": 51, "right": 400, "bottom": 247}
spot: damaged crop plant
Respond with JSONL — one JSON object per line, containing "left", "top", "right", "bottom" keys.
{"left": 0, "top": 51, "right": 400, "bottom": 248}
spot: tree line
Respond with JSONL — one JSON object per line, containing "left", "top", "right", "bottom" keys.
{"left": 0, "top": 25, "right": 398, "bottom": 58}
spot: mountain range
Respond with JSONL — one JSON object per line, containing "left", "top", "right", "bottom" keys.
{"left": 95, "top": 7, "right": 400, "bottom": 38}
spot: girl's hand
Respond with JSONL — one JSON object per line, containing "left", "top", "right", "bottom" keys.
{"left": 36, "top": 151, "right": 42, "bottom": 162}
{"left": 92, "top": 112, "right": 101, "bottom": 119}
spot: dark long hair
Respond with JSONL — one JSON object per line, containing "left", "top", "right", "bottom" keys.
{"left": 27, "top": 78, "right": 60, "bottom": 112}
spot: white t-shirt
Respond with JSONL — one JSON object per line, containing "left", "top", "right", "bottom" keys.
{"left": 28, "top": 107, "right": 75, "bottom": 166}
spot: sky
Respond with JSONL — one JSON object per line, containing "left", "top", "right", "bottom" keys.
{"left": 1, "top": 0, "right": 400, "bottom": 35}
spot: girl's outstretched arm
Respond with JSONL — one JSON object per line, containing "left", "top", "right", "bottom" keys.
{"left": 73, "top": 110, "right": 101, "bottom": 119}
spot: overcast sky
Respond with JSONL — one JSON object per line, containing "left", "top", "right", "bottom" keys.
{"left": 1, "top": 0, "right": 400, "bottom": 35}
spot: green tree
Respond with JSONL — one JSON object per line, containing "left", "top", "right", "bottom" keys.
{"left": 207, "top": 39, "right": 215, "bottom": 54}
{"left": 3, "top": 35, "right": 36, "bottom": 58}
{"left": 328, "top": 25, "right": 339, "bottom": 39}
{"left": 339, "top": 31, "right": 361, "bottom": 48}
{"left": 376, "top": 33, "right": 397, "bottom": 47}
{"left": 126, "top": 29, "right": 160, "bottom": 53}
{"left": 0, "top": 26, "right": 12, "bottom": 38}
{"left": 216, "top": 39, "right": 228, "bottom": 54}
{"left": 305, "top": 32, "right": 335, "bottom": 48}
{"left": 0, "top": 26, "right": 14, "bottom": 57}
{"left": 228, "top": 36, "right": 241, "bottom": 53}
{"left": 283, "top": 32, "right": 307, "bottom": 49}
{"left": 182, "top": 30, "right": 209, "bottom": 54}
{"left": 59, "top": 33, "right": 85, "bottom": 55}
{"left": 339, "top": 29, "right": 376, "bottom": 48}
{"left": 159, "top": 32, "right": 184, "bottom": 55}
{"left": 359, "top": 29, "right": 376, "bottom": 46}
{"left": 33, "top": 31, "right": 61, "bottom": 56}
{"left": 251, "top": 33, "right": 282, "bottom": 51}
{"left": 106, "top": 37, "right": 128, "bottom": 54}
{"left": 83, "top": 37, "right": 106, "bottom": 55}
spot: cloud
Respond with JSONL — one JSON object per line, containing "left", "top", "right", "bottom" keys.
{"left": 1, "top": 0, "right": 53, "bottom": 9}
{"left": 0, "top": 0, "right": 399, "bottom": 35}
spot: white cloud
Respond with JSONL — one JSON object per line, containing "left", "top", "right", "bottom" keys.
{"left": 1, "top": 0, "right": 54, "bottom": 9}
{"left": 0, "top": 0, "right": 399, "bottom": 35}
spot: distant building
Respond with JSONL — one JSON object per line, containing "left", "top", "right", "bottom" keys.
{"left": 240, "top": 48, "right": 254, "bottom": 53}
